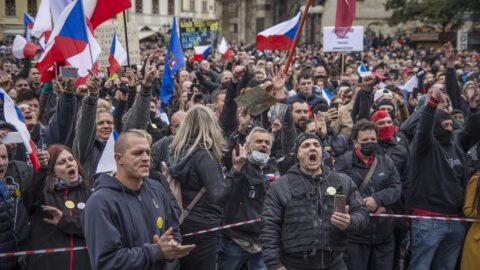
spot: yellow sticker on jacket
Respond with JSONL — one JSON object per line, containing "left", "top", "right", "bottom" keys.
{"left": 157, "top": 217, "right": 164, "bottom": 229}
{"left": 65, "top": 200, "right": 75, "bottom": 209}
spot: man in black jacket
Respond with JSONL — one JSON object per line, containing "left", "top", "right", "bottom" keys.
{"left": 406, "top": 84, "right": 480, "bottom": 270}
{"left": 219, "top": 127, "right": 278, "bottom": 270}
{"left": 261, "top": 133, "right": 369, "bottom": 270}
{"left": 335, "top": 119, "right": 402, "bottom": 270}
{"left": 82, "top": 130, "right": 195, "bottom": 269}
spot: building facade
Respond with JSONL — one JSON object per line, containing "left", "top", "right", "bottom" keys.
{"left": 0, "top": 0, "right": 40, "bottom": 40}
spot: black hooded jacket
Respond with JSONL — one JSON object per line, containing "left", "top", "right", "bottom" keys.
{"left": 406, "top": 105, "right": 480, "bottom": 214}
{"left": 81, "top": 173, "right": 179, "bottom": 270}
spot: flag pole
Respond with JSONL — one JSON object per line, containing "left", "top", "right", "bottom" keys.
{"left": 122, "top": 10, "right": 131, "bottom": 67}
{"left": 283, "top": 0, "right": 313, "bottom": 76}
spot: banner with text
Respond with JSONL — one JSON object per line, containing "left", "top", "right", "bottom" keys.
{"left": 323, "top": 26, "right": 364, "bottom": 52}
{"left": 95, "top": 22, "right": 141, "bottom": 69}
{"left": 179, "top": 19, "right": 219, "bottom": 50}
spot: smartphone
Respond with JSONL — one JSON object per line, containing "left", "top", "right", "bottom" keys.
{"left": 333, "top": 195, "right": 346, "bottom": 213}
{"left": 59, "top": 66, "right": 79, "bottom": 79}
{"left": 330, "top": 103, "right": 339, "bottom": 110}
{"left": 0, "top": 132, "right": 23, "bottom": 144}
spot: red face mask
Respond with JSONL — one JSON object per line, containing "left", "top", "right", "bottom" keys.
{"left": 378, "top": 125, "right": 395, "bottom": 141}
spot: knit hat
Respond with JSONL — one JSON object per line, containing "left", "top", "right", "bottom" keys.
{"left": 374, "top": 89, "right": 393, "bottom": 103}
{"left": 294, "top": 132, "right": 322, "bottom": 155}
{"left": 371, "top": 110, "right": 390, "bottom": 123}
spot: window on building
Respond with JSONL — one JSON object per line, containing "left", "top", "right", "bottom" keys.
{"left": 190, "top": 0, "right": 195, "bottom": 12}
{"left": 168, "top": 0, "right": 175, "bottom": 15}
{"left": 27, "top": 0, "right": 37, "bottom": 16}
{"left": 256, "top": 18, "right": 265, "bottom": 35}
{"left": 135, "top": 0, "right": 143, "bottom": 13}
{"left": 152, "top": 0, "right": 159, "bottom": 14}
{"left": 5, "top": 0, "right": 15, "bottom": 16}
{"left": 202, "top": 0, "right": 207, "bottom": 13}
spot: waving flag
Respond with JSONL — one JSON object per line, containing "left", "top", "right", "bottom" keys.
{"left": 335, "top": 0, "right": 356, "bottom": 38}
{"left": 83, "top": 0, "right": 132, "bottom": 29}
{"left": 96, "top": 131, "right": 118, "bottom": 173}
{"left": 109, "top": 32, "right": 127, "bottom": 75}
{"left": 23, "top": 12, "right": 35, "bottom": 41}
{"left": 0, "top": 89, "right": 40, "bottom": 172}
{"left": 193, "top": 45, "right": 211, "bottom": 61}
{"left": 12, "top": 35, "right": 41, "bottom": 59}
{"left": 217, "top": 37, "right": 232, "bottom": 60}
{"left": 357, "top": 64, "right": 371, "bottom": 78}
{"left": 256, "top": 12, "right": 300, "bottom": 50}
{"left": 398, "top": 71, "right": 424, "bottom": 93}
{"left": 160, "top": 17, "right": 185, "bottom": 104}
{"left": 322, "top": 88, "right": 334, "bottom": 105}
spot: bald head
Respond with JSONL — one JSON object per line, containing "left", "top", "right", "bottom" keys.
{"left": 171, "top": 111, "right": 187, "bottom": 135}
{"left": 115, "top": 130, "right": 150, "bottom": 154}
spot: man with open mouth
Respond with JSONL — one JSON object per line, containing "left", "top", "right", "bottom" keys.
{"left": 261, "top": 133, "right": 368, "bottom": 270}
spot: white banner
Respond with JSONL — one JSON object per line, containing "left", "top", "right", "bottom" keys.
{"left": 323, "top": 26, "right": 364, "bottom": 52}
{"left": 457, "top": 29, "right": 468, "bottom": 51}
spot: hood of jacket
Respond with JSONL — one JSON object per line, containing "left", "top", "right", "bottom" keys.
{"left": 166, "top": 144, "right": 199, "bottom": 183}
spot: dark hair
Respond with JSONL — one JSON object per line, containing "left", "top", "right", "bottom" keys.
{"left": 298, "top": 72, "right": 313, "bottom": 82}
{"left": 451, "top": 109, "right": 464, "bottom": 117}
{"left": 44, "top": 144, "right": 88, "bottom": 193}
{"left": 16, "top": 90, "right": 38, "bottom": 104}
{"left": 212, "top": 89, "right": 226, "bottom": 104}
{"left": 351, "top": 119, "right": 377, "bottom": 140}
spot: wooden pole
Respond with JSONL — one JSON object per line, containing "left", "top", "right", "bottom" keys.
{"left": 283, "top": 0, "right": 314, "bottom": 76}
{"left": 123, "top": 10, "right": 131, "bottom": 67}
{"left": 341, "top": 52, "right": 345, "bottom": 73}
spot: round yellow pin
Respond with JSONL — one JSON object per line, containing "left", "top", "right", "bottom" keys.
{"left": 65, "top": 200, "right": 75, "bottom": 209}
{"left": 156, "top": 217, "right": 164, "bottom": 229}
{"left": 326, "top": 187, "right": 337, "bottom": 196}
{"left": 15, "top": 188, "right": 21, "bottom": 197}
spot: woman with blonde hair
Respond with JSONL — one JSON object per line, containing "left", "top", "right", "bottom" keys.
{"left": 167, "top": 105, "right": 232, "bottom": 270}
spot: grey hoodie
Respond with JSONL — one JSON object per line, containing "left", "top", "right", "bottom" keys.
{"left": 81, "top": 173, "right": 180, "bottom": 270}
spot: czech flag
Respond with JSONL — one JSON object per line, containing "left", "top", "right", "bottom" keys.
{"left": 12, "top": 35, "right": 41, "bottom": 59}
{"left": 193, "top": 45, "right": 212, "bottom": 61}
{"left": 108, "top": 32, "right": 127, "bottom": 76}
{"left": 36, "top": 0, "right": 90, "bottom": 75}
{"left": 322, "top": 88, "right": 334, "bottom": 105}
{"left": 256, "top": 12, "right": 300, "bottom": 50}
{"left": 23, "top": 12, "right": 34, "bottom": 41}
{"left": 217, "top": 37, "right": 232, "bottom": 60}
{"left": 83, "top": 0, "right": 132, "bottom": 29}
{"left": 0, "top": 89, "right": 40, "bottom": 172}
{"left": 357, "top": 64, "right": 371, "bottom": 78}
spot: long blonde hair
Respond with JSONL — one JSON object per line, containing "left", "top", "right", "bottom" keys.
{"left": 171, "top": 105, "right": 226, "bottom": 162}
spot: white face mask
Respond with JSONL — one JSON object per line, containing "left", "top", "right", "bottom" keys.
{"left": 248, "top": 151, "right": 270, "bottom": 166}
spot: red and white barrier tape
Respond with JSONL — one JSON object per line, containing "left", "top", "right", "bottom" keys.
{"left": 2, "top": 213, "right": 479, "bottom": 258}
{"left": 0, "top": 246, "right": 88, "bottom": 258}
{"left": 182, "top": 218, "right": 262, "bottom": 237}
{"left": 370, "top": 213, "right": 480, "bottom": 223}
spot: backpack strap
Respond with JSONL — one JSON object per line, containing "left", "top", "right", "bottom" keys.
{"left": 179, "top": 187, "right": 207, "bottom": 224}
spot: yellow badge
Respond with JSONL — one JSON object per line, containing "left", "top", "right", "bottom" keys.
{"left": 156, "top": 217, "right": 164, "bottom": 229}
{"left": 151, "top": 123, "right": 158, "bottom": 129}
{"left": 326, "top": 187, "right": 337, "bottom": 196}
{"left": 65, "top": 200, "right": 75, "bottom": 209}
{"left": 15, "top": 188, "right": 21, "bottom": 197}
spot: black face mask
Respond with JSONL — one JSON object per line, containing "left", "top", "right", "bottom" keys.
{"left": 360, "top": 142, "right": 377, "bottom": 156}
{"left": 435, "top": 127, "right": 452, "bottom": 145}
{"left": 150, "top": 111, "right": 157, "bottom": 122}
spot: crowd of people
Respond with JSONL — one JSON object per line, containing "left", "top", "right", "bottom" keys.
{"left": 0, "top": 29, "right": 479, "bottom": 270}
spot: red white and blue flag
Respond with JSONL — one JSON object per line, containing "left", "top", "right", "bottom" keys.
{"left": 36, "top": 0, "right": 101, "bottom": 84}
{"left": 23, "top": 12, "right": 34, "bottom": 41}
{"left": 217, "top": 37, "right": 232, "bottom": 60}
{"left": 256, "top": 12, "right": 301, "bottom": 50}
{"left": 108, "top": 32, "right": 127, "bottom": 76}
{"left": 12, "top": 35, "right": 41, "bottom": 60}
{"left": 193, "top": 45, "right": 212, "bottom": 61}
{"left": 0, "top": 89, "right": 40, "bottom": 172}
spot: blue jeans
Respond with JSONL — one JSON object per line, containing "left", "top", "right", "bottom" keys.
{"left": 217, "top": 237, "right": 267, "bottom": 270}
{"left": 408, "top": 219, "right": 466, "bottom": 270}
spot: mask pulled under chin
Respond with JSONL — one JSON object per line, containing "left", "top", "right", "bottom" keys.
{"left": 248, "top": 151, "right": 270, "bottom": 166}
{"left": 360, "top": 142, "right": 378, "bottom": 156}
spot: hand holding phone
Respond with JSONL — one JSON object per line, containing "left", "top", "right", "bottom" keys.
{"left": 333, "top": 195, "right": 347, "bottom": 213}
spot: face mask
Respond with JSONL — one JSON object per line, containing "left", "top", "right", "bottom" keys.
{"left": 359, "top": 142, "right": 377, "bottom": 156}
{"left": 456, "top": 119, "right": 464, "bottom": 127}
{"left": 378, "top": 125, "right": 395, "bottom": 141}
{"left": 150, "top": 111, "right": 157, "bottom": 121}
{"left": 248, "top": 151, "right": 270, "bottom": 166}
{"left": 435, "top": 128, "right": 453, "bottom": 145}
